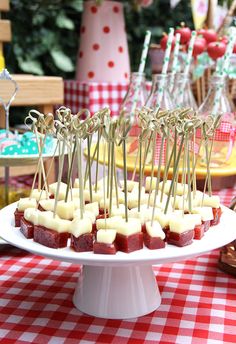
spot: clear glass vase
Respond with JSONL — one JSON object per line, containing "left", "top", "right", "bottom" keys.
{"left": 119, "top": 72, "right": 148, "bottom": 160}
{"left": 173, "top": 73, "right": 197, "bottom": 110}
{"left": 145, "top": 74, "right": 173, "bottom": 110}
{"left": 198, "top": 75, "right": 235, "bottom": 167}
{"left": 120, "top": 72, "right": 147, "bottom": 116}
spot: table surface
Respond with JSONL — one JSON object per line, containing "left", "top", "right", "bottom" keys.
{"left": 0, "top": 185, "right": 236, "bottom": 344}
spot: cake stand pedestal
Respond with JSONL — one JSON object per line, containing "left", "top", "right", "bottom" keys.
{"left": 0, "top": 203, "right": 236, "bottom": 319}
{"left": 74, "top": 264, "right": 160, "bottom": 319}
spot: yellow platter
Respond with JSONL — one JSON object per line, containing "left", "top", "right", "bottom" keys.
{"left": 85, "top": 143, "right": 236, "bottom": 180}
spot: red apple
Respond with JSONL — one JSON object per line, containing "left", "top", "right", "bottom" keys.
{"left": 160, "top": 33, "right": 176, "bottom": 51}
{"left": 207, "top": 41, "right": 226, "bottom": 60}
{"left": 202, "top": 29, "right": 217, "bottom": 43}
{"left": 175, "top": 22, "right": 191, "bottom": 44}
{"left": 191, "top": 37, "right": 207, "bottom": 57}
{"left": 233, "top": 43, "right": 236, "bottom": 54}
{"left": 219, "top": 36, "right": 228, "bottom": 45}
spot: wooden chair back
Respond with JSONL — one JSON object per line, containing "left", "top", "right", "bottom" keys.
{"left": 0, "top": 0, "right": 11, "bottom": 52}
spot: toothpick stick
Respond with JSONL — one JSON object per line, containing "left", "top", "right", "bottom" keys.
{"left": 164, "top": 135, "right": 184, "bottom": 214}
{"left": 103, "top": 136, "right": 107, "bottom": 228}
{"left": 109, "top": 124, "right": 116, "bottom": 216}
{"left": 53, "top": 137, "right": 66, "bottom": 217}
{"left": 86, "top": 135, "right": 93, "bottom": 203}
{"left": 38, "top": 140, "right": 59, "bottom": 202}
{"left": 138, "top": 139, "right": 143, "bottom": 212}
{"left": 122, "top": 138, "right": 129, "bottom": 222}
{"left": 186, "top": 137, "right": 192, "bottom": 213}
{"left": 131, "top": 141, "right": 139, "bottom": 181}
{"left": 181, "top": 134, "right": 188, "bottom": 216}
{"left": 77, "top": 135, "right": 84, "bottom": 219}
{"left": 151, "top": 134, "right": 165, "bottom": 225}
{"left": 107, "top": 141, "right": 111, "bottom": 199}
{"left": 113, "top": 147, "right": 119, "bottom": 208}
{"left": 65, "top": 139, "right": 77, "bottom": 202}
{"left": 95, "top": 129, "right": 101, "bottom": 192}
{"left": 84, "top": 139, "right": 98, "bottom": 187}
{"left": 147, "top": 130, "right": 157, "bottom": 208}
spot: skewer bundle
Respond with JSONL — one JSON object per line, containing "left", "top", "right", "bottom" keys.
{"left": 14, "top": 103, "right": 222, "bottom": 253}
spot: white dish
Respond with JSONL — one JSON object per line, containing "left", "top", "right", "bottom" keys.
{"left": 1, "top": 203, "right": 235, "bottom": 267}
{"left": 0, "top": 139, "right": 59, "bottom": 167}
{"left": 1, "top": 202, "right": 235, "bottom": 319}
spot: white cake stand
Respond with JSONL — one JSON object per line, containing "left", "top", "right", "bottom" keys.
{"left": 0, "top": 202, "right": 236, "bottom": 319}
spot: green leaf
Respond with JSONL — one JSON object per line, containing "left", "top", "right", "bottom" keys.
{"left": 18, "top": 59, "right": 44, "bottom": 75}
{"left": 69, "top": 0, "right": 83, "bottom": 11}
{"left": 50, "top": 50, "right": 74, "bottom": 72}
{"left": 56, "top": 13, "right": 75, "bottom": 30}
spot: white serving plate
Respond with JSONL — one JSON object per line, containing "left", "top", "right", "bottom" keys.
{"left": 0, "top": 202, "right": 235, "bottom": 319}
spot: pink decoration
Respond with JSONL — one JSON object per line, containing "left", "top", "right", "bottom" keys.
{"left": 76, "top": 1, "right": 130, "bottom": 82}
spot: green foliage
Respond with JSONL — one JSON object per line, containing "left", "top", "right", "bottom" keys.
{"left": 5, "top": 0, "right": 82, "bottom": 78}
{"left": 4, "top": 0, "right": 194, "bottom": 79}
{"left": 125, "top": 0, "right": 193, "bottom": 76}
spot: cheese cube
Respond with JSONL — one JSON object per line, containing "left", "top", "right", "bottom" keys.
{"left": 73, "top": 209, "right": 96, "bottom": 223}
{"left": 39, "top": 199, "right": 55, "bottom": 211}
{"left": 37, "top": 211, "right": 70, "bottom": 233}
{"left": 155, "top": 211, "right": 174, "bottom": 228}
{"left": 56, "top": 201, "right": 75, "bottom": 220}
{"left": 169, "top": 216, "right": 195, "bottom": 234}
{"left": 128, "top": 193, "right": 148, "bottom": 209}
{"left": 30, "top": 189, "right": 48, "bottom": 201}
{"left": 115, "top": 218, "right": 141, "bottom": 236}
{"left": 159, "top": 180, "right": 188, "bottom": 196}
{"left": 201, "top": 195, "right": 220, "bottom": 208}
{"left": 192, "top": 207, "right": 214, "bottom": 221}
{"left": 49, "top": 182, "right": 67, "bottom": 195}
{"left": 110, "top": 204, "right": 126, "bottom": 217}
{"left": 145, "top": 176, "right": 157, "bottom": 192}
{"left": 70, "top": 217, "right": 92, "bottom": 237}
{"left": 145, "top": 221, "right": 165, "bottom": 239}
{"left": 120, "top": 180, "right": 138, "bottom": 192}
{"left": 17, "top": 197, "right": 37, "bottom": 212}
{"left": 96, "top": 216, "right": 123, "bottom": 230}
{"left": 149, "top": 192, "right": 168, "bottom": 209}
{"left": 85, "top": 202, "right": 99, "bottom": 216}
{"left": 97, "top": 229, "right": 116, "bottom": 244}
{"left": 24, "top": 208, "right": 40, "bottom": 225}
{"left": 184, "top": 213, "right": 202, "bottom": 226}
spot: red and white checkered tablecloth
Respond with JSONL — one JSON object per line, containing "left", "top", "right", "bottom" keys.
{"left": 63, "top": 80, "right": 152, "bottom": 116}
{"left": 64, "top": 80, "right": 129, "bottom": 116}
{"left": 0, "top": 187, "right": 235, "bottom": 344}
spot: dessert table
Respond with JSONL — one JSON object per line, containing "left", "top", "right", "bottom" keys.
{"left": 0, "top": 185, "right": 235, "bottom": 343}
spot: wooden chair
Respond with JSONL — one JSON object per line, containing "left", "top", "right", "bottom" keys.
{"left": 0, "top": 0, "right": 64, "bottom": 183}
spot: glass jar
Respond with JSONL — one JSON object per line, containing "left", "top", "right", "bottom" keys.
{"left": 120, "top": 72, "right": 147, "bottom": 116}
{"left": 173, "top": 73, "right": 197, "bottom": 110}
{"left": 119, "top": 72, "right": 148, "bottom": 161}
{"left": 198, "top": 75, "right": 235, "bottom": 167}
{"left": 145, "top": 73, "right": 173, "bottom": 110}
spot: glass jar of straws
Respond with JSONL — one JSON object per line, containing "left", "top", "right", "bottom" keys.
{"left": 198, "top": 75, "right": 235, "bottom": 167}
{"left": 145, "top": 74, "right": 173, "bottom": 110}
{"left": 172, "top": 73, "right": 197, "bottom": 110}
{"left": 119, "top": 71, "right": 148, "bottom": 159}
{"left": 121, "top": 72, "right": 147, "bottom": 113}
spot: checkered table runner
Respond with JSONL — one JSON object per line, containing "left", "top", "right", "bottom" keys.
{"left": 0, "top": 187, "right": 235, "bottom": 344}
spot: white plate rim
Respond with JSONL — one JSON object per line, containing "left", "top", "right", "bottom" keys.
{"left": 0, "top": 202, "right": 235, "bottom": 267}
